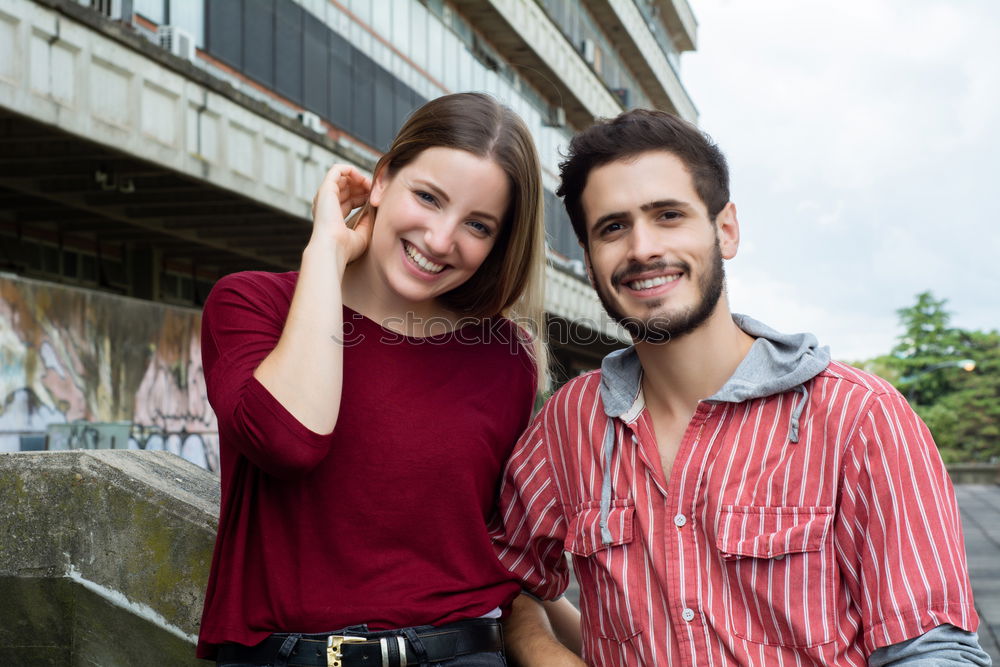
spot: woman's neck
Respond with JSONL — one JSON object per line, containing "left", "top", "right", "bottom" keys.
{"left": 340, "top": 256, "right": 467, "bottom": 337}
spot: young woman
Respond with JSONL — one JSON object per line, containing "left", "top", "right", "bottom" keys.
{"left": 196, "top": 93, "right": 551, "bottom": 666}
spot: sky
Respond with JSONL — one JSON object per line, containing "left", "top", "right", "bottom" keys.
{"left": 682, "top": 0, "right": 1000, "bottom": 361}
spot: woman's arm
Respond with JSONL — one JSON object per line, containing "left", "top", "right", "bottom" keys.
{"left": 252, "top": 166, "right": 371, "bottom": 435}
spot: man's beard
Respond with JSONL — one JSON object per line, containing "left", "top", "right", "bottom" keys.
{"left": 593, "top": 240, "right": 726, "bottom": 344}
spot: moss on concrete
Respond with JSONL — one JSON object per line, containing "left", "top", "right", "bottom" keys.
{"left": 0, "top": 450, "right": 219, "bottom": 665}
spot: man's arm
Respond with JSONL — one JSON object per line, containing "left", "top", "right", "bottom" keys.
{"left": 542, "top": 596, "right": 583, "bottom": 656}
{"left": 835, "top": 389, "right": 982, "bottom": 654}
{"left": 504, "top": 594, "right": 585, "bottom": 667}
{"left": 492, "top": 407, "right": 586, "bottom": 664}
{"left": 868, "top": 624, "right": 991, "bottom": 665}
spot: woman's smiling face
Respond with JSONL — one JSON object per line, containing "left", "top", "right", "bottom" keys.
{"left": 362, "top": 146, "right": 511, "bottom": 316}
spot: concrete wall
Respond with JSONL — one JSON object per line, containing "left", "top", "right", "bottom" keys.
{"left": 0, "top": 273, "right": 219, "bottom": 471}
{"left": 0, "top": 449, "right": 218, "bottom": 665}
{"left": 948, "top": 463, "right": 1000, "bottom": 485}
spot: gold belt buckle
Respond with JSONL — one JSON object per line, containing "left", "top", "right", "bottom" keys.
{"left": 327, "top": 635, "right": 366, "bottom": 667}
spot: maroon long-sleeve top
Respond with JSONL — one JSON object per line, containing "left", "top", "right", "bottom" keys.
{"left": 196, "top": 271, "right": 535, "bottom": 658}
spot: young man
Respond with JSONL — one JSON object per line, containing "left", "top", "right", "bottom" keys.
{"left": 493, "top": 110, "right": 989, "bottom": 665}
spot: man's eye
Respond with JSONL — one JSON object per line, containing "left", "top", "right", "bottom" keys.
{"left": 602, "top": 222, "right": 624, "bottom": 235}
{"left": 659, "top": 210, "right": 682, "bottom": 221}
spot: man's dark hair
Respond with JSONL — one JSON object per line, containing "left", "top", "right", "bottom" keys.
{"left": 556, "top": 109, "right": 730, "bottom": 247}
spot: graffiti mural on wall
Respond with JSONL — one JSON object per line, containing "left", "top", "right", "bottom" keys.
{"left": 0, "top": 274, "right": 219, "bottom": 472}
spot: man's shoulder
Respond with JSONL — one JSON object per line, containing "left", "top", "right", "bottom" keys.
{"left": 816, "top": 360, "right": 900, "bottom": 399}
{"left": 539, "top": 369, "right": 604, "bottom": 416}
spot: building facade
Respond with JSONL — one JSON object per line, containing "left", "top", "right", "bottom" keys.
{"left": 0, "top": 0, "right": 697, "bottom": 468}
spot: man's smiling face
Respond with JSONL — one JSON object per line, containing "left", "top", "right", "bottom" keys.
{"left": 582, "top": 150, "right": 737, "bottom": 343}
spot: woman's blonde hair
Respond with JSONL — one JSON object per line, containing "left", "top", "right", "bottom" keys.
{"left": 352, "top": 92, "right": 548, "bottom": 390}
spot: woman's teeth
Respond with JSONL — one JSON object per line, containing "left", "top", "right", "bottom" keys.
{"left": 405, "top": 242, "right": 445, "bottom": 273}
{"left": 628, "top": 274, "right": 680, "bottom": 290}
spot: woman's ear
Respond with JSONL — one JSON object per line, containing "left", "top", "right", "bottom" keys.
{"left": 369, "top": 166, "right": 389, "bottom": 207}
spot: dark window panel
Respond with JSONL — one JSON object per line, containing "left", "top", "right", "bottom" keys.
{"left": 42, "top": 245, "right": 59, "bottom": 273}
{"left": 274, "top": 0, "right": 303, "bottom": 103}
{"left": 391, "top": 76, "right": 406, "bottom": 138}
{"left": 302, "top": 12, "right": 329, "bottom": 117}
{"left": 63, "top": 250, "right": 78, "bottom": 277}
{"left": 373, "top": 68, "right": 395, "bottom": 152}
{"left": 545, "top": 189, "right": 582, "bottom": 261}
{"left": 351, "top": 52, "right": 375, "bottom": 148}
{"left": 392, "top": 77, "right": 417, "bottom": 135}
{"left": 205, "top": 0, "right": 242, "bottom": 70}
{"left": 411, "top": 89, "right": 425, "bottom": 122}
{"left": 81, "top": 254, "right": 97, "bottom": 281}
{"left": 243, "top": 0, "right": 275, "bottom": 89}
{"left": 328, "top": 31, "right": 352, "bottom": 130}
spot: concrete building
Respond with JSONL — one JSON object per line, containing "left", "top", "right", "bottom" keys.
{"left": 0, "top": 0, "right": 698, "bottom": 469}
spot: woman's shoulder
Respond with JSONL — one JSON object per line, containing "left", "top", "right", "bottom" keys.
{"left": 206, "top": 271, "right": 299, "bottom": 310}
{"left": 480, "top": 315, "right": 538, "bottom": 375}
{"left": 211, "top": 270, "right": 298, "bottom": 294}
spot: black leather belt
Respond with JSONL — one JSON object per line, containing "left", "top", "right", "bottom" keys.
{"left": 216, "top": 618, "right": 502, "bottom": 667}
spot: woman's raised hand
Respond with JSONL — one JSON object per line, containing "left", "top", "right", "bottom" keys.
{"left": 310, "top": 164, "right": 373, "bottom": 265}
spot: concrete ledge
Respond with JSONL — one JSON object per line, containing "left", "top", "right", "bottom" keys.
{"left": 0, "top": 450, "right": 219, "bottom": 665}
{"left": 947, "top": 463, "right": 1000, "bottom": 485}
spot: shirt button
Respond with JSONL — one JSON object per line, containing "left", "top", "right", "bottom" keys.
{"left": 673, "top": 514, "right": 687, "bottom": 527}
{"left": 631, "top": 434, "right": 638, "bottom": 443}
{"left": 681, "top": 607, "right": 696, "bottom": 622}
{"left": 773, "top": 554, "right": 785, "bottom": 561}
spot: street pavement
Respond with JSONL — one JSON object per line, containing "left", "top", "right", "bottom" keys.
{"left": 956, "top": 484, "right": 1000, "bottom": 663}
{"left": 561, "top": 483, "right": 1000, "bottom": 662}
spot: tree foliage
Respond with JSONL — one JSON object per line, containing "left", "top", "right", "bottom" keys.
{"left": 864, "top": 292, "right": 1000, "bottom": 463}
{"left": 890, "top": 292, "right": 968, "bottom": 405}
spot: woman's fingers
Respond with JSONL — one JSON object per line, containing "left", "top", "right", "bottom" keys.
{"left": 313, "top": 164, "right": 370, "bottom": 225}
{"left": 309, "top": 164, "right": 374, "bottom": 263}
{"left": 313, "top": 165, "right": 350, "bottom": 224}
{"left": 336, "top": 167, "right": 371, "bottom": 219}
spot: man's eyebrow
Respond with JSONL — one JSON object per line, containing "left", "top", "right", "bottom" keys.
{"left": 591, "top": 199, "right": 694, "bottom": 233}
{"left": 640, "top": 199, "right": 693, "bottom": 212}
{"left": 413, "top": 179, "right": 501, "bottom": 225}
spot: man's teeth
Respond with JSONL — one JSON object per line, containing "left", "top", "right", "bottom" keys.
{"left": 405, "top": 242, "right": 445, "bottom": 273}
{"left": 628, "top": 275, "right": 680, "bottom": 290}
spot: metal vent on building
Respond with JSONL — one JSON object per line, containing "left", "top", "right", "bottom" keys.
{"left": 158, "top": 25, "right": 196, "bottom": 62}
{"left": 88, "top": 0, "right": 133, "bottom": 22}
{"left": 544, "top": 105, "right": 566, "bottom": 128}
{"left": 297, "top": 111, "right": 324, "bottom": 134}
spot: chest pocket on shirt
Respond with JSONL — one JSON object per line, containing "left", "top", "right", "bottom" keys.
{"left": 716, "top": 505, "right": 836, "bottom": 648}
{"left": 565, "top": 499, "right": 643, "bottom": 645}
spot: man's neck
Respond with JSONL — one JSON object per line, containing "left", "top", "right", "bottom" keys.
{"left": 634, "top": 302, "right": 755, "bottom": 420}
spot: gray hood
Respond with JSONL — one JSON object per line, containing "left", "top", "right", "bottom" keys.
{"left": 593, "top": 314, "right": 830, "bottom": 544}
{"left": 599, "top": 313, "right": 830, "bottom": 415}
{"left": 707, "top": 313, "right": 830, "bottom": 403}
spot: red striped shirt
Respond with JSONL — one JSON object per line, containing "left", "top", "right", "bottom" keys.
{"left": 493, "top": 361, "right": 977, "bottom": 665}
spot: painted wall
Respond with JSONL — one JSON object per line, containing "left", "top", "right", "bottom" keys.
{"left": 0, "top": 273, "right": 218, "bottom": 472}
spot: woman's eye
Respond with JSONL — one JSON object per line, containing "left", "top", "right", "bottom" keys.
{"left": 467, "top": 220, "right": 493, "bottom": 236}
{"left": 415, "top": 190, "right": 437, "bottom": 205}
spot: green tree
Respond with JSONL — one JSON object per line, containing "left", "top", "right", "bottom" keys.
{"left": 918, "top": 330, "right": 1000, "bottom": 463}
{"left": 890, "top": 291, "right": 967, "bottom": 406}
{"left": 867, "top": 291, "right": 1000, "bottom": 463}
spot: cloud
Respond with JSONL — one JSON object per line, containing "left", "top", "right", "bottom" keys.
{"left": 685, "top": 0, "right": 1000, "bottom": 358}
